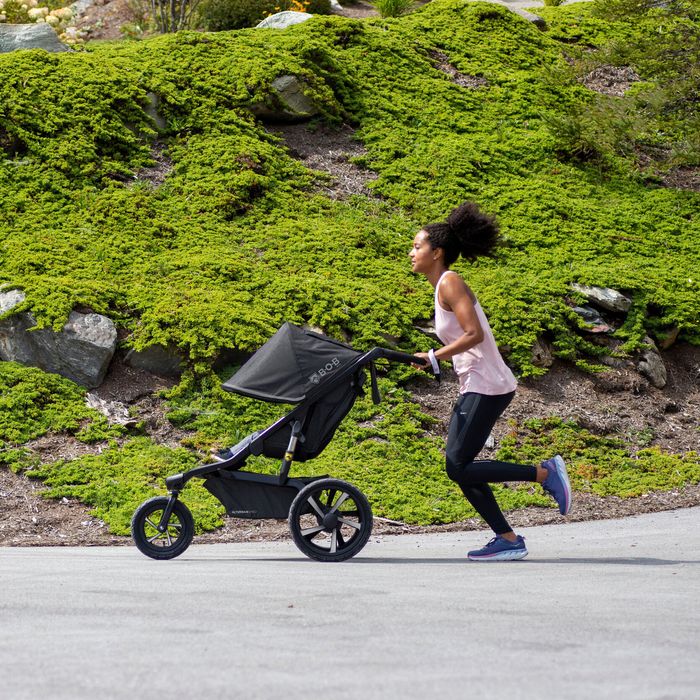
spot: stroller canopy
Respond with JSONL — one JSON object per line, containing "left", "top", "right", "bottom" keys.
{"left": 222, "top": 322, "right": 363, "bottom": 403}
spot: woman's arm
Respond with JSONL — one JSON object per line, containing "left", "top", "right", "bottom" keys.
{"left": 413, "top": 273, "right": 484, "bottom": 368}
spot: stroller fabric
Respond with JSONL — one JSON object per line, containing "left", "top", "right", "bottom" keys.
{"left": 222, "top": 322, "right": 362, "bottom": 404}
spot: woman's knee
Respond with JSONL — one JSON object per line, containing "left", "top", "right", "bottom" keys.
{"left": 445, "top": 452, "right": 478, "bottom": 483}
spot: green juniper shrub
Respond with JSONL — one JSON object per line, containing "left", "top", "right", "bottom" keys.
{"left": 0, "top": 362, "right": 124, "bottom": 471}
{"left": 497, "top": 417, "right": 700, "bottom": 498}
{"left": 1, "top": 1, "right": 699, "bottom": 532}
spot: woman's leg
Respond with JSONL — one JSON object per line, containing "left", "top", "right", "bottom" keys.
{"left": 445, "top": 392, "right": 536, "bottom": 535}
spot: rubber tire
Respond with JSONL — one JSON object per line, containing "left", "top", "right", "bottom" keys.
{"left": 131, "top": 496, "right": 194, "bottom": 560}
{"left": 288, "top": 478, "right": 372, "bottom": 562}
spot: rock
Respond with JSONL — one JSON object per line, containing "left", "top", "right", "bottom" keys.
{"left": 330, "top": 0, "right": 343, "bottom": 13}
{"left": 85, "top": 393, "right": 137, "bottom": 427}
{"left": 637, "top": 337, "right": 667, "bottom": 388}
{"left": 571, "top": 283, "right": 632, "bottom": 313}
{"left": 144, "top": 92, "right": 167, "bottom": 131}
{"left": 124, "top": 344, "right": 184, "bottom": 377}
{"left": 256, "top": 11, "right": 313, "bottom": 30}
{"left": 0, "top": 24, "right": 70, "bottom": 53}
{"left": 250, "top": 74, "right": 321, "bottom": 122}
{"left": 509, "top": 7, "right": 546, "bottom": 29}
{"left": 658, "top": 326, "right": 680, "bottom": 350}
{"left": 572, "top": 306, "right": 613, "bottom": 333}
{"left": 378, "top": 331, "right": 400, "bottom": 348}
{"left": 414, "top": 323, "right": 440, "bottom": 343}
{"left": 531, "top": 338, "right": 553, "bottom": 368}
{"left": 0, "top": 290, "right": 117, "bottom": 388}
{"left": 0, "top": 290, "right": 35, "bottom": 363}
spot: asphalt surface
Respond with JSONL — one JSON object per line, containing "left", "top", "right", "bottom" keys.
{"left": 2, "top": 507, "right": 698, "bottom": 700}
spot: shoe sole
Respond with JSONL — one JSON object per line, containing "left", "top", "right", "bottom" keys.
{"left": 468, "top": 549, "right": 529, "bottom": 562}
{"left": 553, "top": 454, "right": 572, "bottom": 515}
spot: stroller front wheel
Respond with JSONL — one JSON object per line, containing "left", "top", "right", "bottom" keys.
{"left": 288, "top": 478, "right": 373, "bottom": 562}
{"left": 131, "top": 496, "right": 194, "bottom": 560}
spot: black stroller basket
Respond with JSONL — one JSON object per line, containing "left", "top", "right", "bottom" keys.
{"left": 131, "top": 323, "right": 439, "bottom": 562}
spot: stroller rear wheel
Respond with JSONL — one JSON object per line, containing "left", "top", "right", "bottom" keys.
{"left": 131, "top": 497, "right": 194, "bottom": 560}
{"left": 288, "top": 478, "right": 372, "bottom": 562}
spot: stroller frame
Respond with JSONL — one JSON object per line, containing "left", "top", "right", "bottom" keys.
{"left": 131, "top": 345, "right": 436, "bottom": 562}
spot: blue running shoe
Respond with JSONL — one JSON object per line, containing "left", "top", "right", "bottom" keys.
{"left": 542, "top": 454, "right": 572, "bottom": 515}
{"left": 468, "top": 535, "right": 528, "bottom": 562}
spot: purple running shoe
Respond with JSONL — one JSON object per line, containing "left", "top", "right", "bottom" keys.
{"left": 467, "top": 535, "right": 528, "bottom": 562}
{"left": 542, "top": 454, "right": 572, "bottom": 515}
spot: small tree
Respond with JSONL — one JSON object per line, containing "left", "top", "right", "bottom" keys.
{"left": 150, "top": 0, "right": 201, "bottom": 32}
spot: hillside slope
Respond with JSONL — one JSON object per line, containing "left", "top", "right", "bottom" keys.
{"left": 1, "top": 1, "right": 698, "bottom": 537}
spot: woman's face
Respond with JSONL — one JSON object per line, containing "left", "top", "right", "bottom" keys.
{"left": 409, "top": 230, "right": 436, "bottom": 274}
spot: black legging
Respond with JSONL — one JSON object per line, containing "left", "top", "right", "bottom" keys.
{"left": 445, "top": 391, "right": 537, "bottom": 535}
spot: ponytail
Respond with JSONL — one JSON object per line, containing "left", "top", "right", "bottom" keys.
{"left": 424, "top": 201, "right": 500, "bottom": 266}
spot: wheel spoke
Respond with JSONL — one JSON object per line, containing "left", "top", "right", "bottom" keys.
{"left": 329, "top": 529, "right": 338, "bottom": 554}
{"left": 307, "top": 496, "right": 326, "bottom": 519}
{"left": 301, "top": 525, "right": 325, "bottom": 538}
{"left": 328, "top": 492, "right": 350, "bottom": 514}
{"left": 336, "top": 528, "right": 346, "bottom": 547}
{"left": 337, "top": 517, "right": 362, "bottom": 530}
{"left": 147, "top": 533, "right": 163, "bottom": 544}
{"left": 145, "top": 517, "right": 160, "bottom": 531}
{"left": 165, "top": 531, "right": 172, "bottom": 547}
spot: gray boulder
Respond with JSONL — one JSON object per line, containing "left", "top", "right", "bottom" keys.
{"left": 124, "top": 344, "right": 184, "bottom": 377}
{"left": 256, "top": 11, "right": 313, "bottom": 29}
{"left": 0, "top": 290, "right": 117, "bottom": 388}
{"left": 531, "top": 338, "right": 554, "bottom": 368}
{"left": 144, "top": 92, "right": 167, "bottom": 132}
{"left": 0, "top": 24, "right": 70, "bottom": 54}
{"left": 250, "top": 74, "right": 320, "bottom": 122}
{"left": 637, "top": 337, "right": 667, "bottom": 389}
{"left": 510, "top": 7, "right": 546, "bottom": 29}
{"left": 572, "top": 305, "right": 613, "bottom": 333}
{"left": 0, "top": 289, "right": 36, "bottom": 363}
{"left": 571, "top": 283, "right": 632, "bottom": 313}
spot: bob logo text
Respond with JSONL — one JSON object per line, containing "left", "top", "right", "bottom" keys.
{"left": 309, "top": 357, "right": 341, "bottom": 384}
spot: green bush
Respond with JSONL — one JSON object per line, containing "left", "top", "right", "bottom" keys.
{"left": 199, "top": 0, "right": 331, "bottom": 31}
{"left": 1, "top": 1, "right": 700, "bottom": 532}
{"left": 371, "top": 0, "right": 414, "bottom": 18}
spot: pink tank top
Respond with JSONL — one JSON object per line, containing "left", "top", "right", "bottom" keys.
{"left": 434, "top": 271, "right": 517, "bottom": 396}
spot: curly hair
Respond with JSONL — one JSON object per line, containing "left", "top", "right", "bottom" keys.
{"left": 423, "top": 201, "right": 500, "bottom": 267}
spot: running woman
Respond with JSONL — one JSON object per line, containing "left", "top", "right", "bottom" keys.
{"left": 409, "top": 201, "right": 572, "bottom": 561}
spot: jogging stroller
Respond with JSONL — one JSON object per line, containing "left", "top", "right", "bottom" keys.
{"left": 131, "top": 322, "right": 439, "bottom": 562}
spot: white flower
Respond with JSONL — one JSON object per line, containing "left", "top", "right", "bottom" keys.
{"left": 45, "top": 13, "right": 59, "bottom": 24}
{"left": 55, "top": 6, "right": 72, "bottom": 19}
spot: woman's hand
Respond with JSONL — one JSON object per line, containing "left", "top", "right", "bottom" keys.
{"left": 412, "top": 352, "right": 431, "bottom": 370}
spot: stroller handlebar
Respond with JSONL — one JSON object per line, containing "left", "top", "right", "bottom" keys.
{"left": 367, "top": 347, "right": 441, "bottom": 382}
{"left": 376, "top": 348, "right": 420, "bottom": 365}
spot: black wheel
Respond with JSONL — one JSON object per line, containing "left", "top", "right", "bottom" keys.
{"left": 131, "top": 496, "right": 194, "bottom": 560}
{"left": 288, "top": 478, "right": 373, "bottom": 562}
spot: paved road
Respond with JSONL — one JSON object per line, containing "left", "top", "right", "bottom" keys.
{"left": 2, "top": 507, "right": 698, "bottom": 700}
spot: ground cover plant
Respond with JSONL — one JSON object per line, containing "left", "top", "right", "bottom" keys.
{"left": 1, "top": 0, "right": 699, "bottom": 532}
